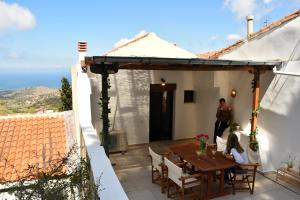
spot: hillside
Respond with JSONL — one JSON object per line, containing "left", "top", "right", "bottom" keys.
{"left": 0, "top": 86, "right": 61, "bottom": 114}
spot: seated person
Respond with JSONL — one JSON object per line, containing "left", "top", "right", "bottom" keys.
{"left": 223, "top": 133, "right": 249, "bottom": 183}
{"left": 213, "top": 98, "right": 232, "bottom": 143}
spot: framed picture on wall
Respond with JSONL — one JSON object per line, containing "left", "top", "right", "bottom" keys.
{"left": 184, "top": 90, "right": 195, "bottom": 103}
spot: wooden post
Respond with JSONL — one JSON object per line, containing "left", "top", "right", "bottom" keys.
{"left": 88, "top": 63, "right": 118, "bottom": 158}
{"left": 250, "top": 70, "right": 260, "bottom": 151}
{"left": 101, "top": 68, "right": 110, "bottom": 157}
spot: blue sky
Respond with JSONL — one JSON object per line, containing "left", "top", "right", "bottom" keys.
{"left": 0, "top": 0, "right": 299, "bottom": 69}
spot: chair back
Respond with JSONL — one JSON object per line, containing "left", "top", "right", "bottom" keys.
{"left": 216, "top": 136, "right": 227, "bottom": 152}
{"left": 233, "top": 162, "right": 260, "bottom": 194}
{"left": 237, "top": 162, "right": 258, "bottom": 176}
{"left": 149, "top": 147, "right": 163, "bottom": 172}
{"left": 164, "top": 157, "right": 183, "bottom": 186}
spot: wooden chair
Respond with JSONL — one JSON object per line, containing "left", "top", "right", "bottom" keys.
{"left": 231, "top": 163, "right": 260, "bottom": 194}
{"left": 148, "top": 147, "right": 167, "bottom": 193}
{"left": 164, "top": 157, "right": 202, "bottom": 200}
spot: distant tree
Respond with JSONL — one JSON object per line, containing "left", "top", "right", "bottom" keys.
{"left": 59, "top": 77, "right": 72, "bottom": 111}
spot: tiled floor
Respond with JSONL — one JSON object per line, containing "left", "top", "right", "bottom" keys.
{"left": 111, "top": 140, "right": 300, "bottom": 200}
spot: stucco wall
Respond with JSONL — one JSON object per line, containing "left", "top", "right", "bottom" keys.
{"left": 219, "top": 16, "right": 300, "bottom": 172}
{"left": 90, "top": 69, "right": 228, "bottom": 145}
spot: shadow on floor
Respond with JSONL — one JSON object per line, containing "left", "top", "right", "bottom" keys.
{"left": 111, "top": 140, "right": 300, "bottom": 200}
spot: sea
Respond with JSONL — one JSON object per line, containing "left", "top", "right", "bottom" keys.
{"left": 0, "top": 68, "right": 71, "bottom": 91}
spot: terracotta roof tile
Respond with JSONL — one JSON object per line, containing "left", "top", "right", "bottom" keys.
{"left": 0, "top": 112, "right": 70, "bottom": 183}
{"left": 198, "top": 9, "right": 300, "bottom": 59}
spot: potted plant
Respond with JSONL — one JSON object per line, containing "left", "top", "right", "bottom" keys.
{"left": 195, "top": 133, "right": 209, "bottom": 158}
{"left": 229, "top": 122, "right": 240, "bottom": 133}
{"left": 284, "top": 154, "right": 296, "bottom": 170}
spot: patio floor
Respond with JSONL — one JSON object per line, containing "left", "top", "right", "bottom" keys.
{"left": 111, "top": 140, "right": 300, "bottom": 200}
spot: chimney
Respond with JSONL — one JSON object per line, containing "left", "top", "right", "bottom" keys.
{"left": 78, "top": 41, "right": 87, "bottom": 63}
{"left": 247, "top": 16, "right": 254, "bottom": 39}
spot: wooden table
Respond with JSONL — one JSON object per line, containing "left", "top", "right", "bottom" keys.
{"left": 169, "top": 142, "right": 237, "bottom": 199}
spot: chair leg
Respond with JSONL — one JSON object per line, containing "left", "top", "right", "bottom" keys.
{"left": 232, "top": 173, "right": 236, "bottom": 195}
{"left": 251, "top": 176, "right": 256, "bottom": 194}
{"left": 181, "top": 180, "right": 185, "bottom": 200}
{"left": 161, "top": 175, "right": 165, "bottom": 193}
{"left": 246, "top": 176, "right": 251, "bottom": 191}
{"left": 180, "top": 188, "right": 184, "bottom": 200}
{"left": 151, "top": 166, "right": 154, "bottom": 183}
{"left": 167, "top": 178, "right": 170, "bottom": 198}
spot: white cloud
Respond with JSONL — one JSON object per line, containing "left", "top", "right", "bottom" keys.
{"left": 224, "top": 0, "right": 255, "bottom": 19}
{"left": 0, "top": 45, "right": 24, "bottom": 60}
{"left": 264, "top": 0, "right": 272, "bottom": 3}
{"left": 114, "top": 30, "right": 147, "bottom": 48}
{"left": 0, "top": 1, "right": 36, "bottom": 31}
{"left": 114, "top": 38, "right": 130, "bottom": 48}
{"left": 226, "top": 34, "right": 242, "bottom": 41}
{"left": 210, "top": 36, "right": 218, "bottom": 41}
{"left": 224, "top": 0, "right": 276, "bottom": 20}
{"left": 6, "top": 51, "right": 23, "bottom": 59}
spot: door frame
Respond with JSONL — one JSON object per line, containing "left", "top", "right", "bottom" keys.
{"left": 149, "top": 83, "right": 176, "bottom": 142}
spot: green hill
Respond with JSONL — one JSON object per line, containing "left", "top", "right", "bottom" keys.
{"left": 0, "top": 86, "right": 61, "bottom": 114}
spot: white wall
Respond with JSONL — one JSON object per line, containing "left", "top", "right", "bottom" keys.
{"left": 219, "top": 16, "right": 300, "bottom": 172}
{"left": 110, "top": 70, "right": 151, "bottom": 144}
{"left": 152, "top": 71, "right": 199, "bottom": 140}
{"left": 89, "top": 69, "right": 230, "bottom": 145}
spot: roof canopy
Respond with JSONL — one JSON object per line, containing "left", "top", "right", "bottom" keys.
{"left": 84, "top": 56, "right": 282, "bottom": 72}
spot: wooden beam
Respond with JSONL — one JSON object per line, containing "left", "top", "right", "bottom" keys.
{"left": 84, "top": 56, "right": 282, "bottom": 72}
{"left": 250, "top": 70, "right": 260, "bottom": 151}
{"left": 117, "top": 63, "right": 272, "bottom": 71}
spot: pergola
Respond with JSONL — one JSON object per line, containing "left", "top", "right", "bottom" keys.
{"left": 82, "top": 56, "right": 282, "bottom": 156}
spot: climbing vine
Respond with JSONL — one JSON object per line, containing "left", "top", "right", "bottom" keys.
{"left": 249, "top": 102, "right": 261, "bottom": 152}
{"left": 99, "top": 66, "right": 111, "bottom": 157}
{"left": 89, "top": 62, "right": 118, "bottom": 157}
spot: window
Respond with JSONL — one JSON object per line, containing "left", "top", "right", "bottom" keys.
{"left": 184, "top": 90, "right": 195, "bottom": 103}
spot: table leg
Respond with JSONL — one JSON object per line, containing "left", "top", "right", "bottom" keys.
{"left": 205, "top": 172, "right": 212, "bottom": 199}
{"left": 205, "top": 170, "right": 229, "bottom": 199}
{"left": 219, "top": 169, "right": 225, "bottom": 193}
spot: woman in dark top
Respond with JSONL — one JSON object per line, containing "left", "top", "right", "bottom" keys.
{"left": 213, "top": 98, "right": 232, "bottom": 143}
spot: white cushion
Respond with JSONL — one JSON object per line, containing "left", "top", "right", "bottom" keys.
{"left": 217, "top": 130, "right": 241, "bottom": 152}
{"left": 149, "top": 147, "right": 163, "bottom": 172}
{"left": 217, "top": 136, "right": 227, "bottom": 152}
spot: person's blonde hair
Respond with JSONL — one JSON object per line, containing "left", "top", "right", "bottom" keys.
{"left": 226, "top": 133, "right": 244, "bottom": 153}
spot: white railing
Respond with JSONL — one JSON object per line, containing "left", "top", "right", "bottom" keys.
{"left": 74, "top": 65, "right": 128, "bottom": 200}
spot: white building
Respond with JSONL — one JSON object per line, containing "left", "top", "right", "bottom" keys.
{"left": 72, "top": 9, "right": 300, "bottom": 199}
{"left": 199, "top": 9, "right": 300, "bottom": 172}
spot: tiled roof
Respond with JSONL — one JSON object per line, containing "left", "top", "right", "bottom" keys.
{"left": 198, "top": 9, "right": 300, "bottom": 59}
{"left": 0, "top": 112, "right": 69, "bottom": 183}
{"left": 197, "top": 51, "right": 218, "bottom": 59}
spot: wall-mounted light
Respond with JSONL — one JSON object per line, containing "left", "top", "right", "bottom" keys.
{"left": 161, "top": 78, "right": 166, "bottom": 86}
{"left": 231, "top": 89, "right": 237, "bottom": 98}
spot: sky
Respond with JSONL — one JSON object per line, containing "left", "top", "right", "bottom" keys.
{"left": 0, "top": 0, "right": 299, "bottom": 69}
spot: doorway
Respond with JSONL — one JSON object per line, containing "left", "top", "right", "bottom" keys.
{"left": 149, "top": 84, "right": 176, "bottom": 141}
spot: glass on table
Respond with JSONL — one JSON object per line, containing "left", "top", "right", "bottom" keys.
{"left": 209, "top": 144, "right": 217, "bottom": 159}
